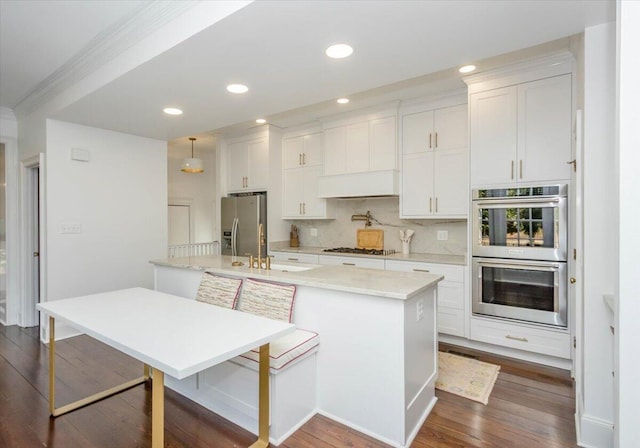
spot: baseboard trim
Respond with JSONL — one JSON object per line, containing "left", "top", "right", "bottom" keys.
{"left": 575, "top": 410, "right": 614, "bottom": 448}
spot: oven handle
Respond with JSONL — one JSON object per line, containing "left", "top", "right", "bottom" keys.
{"left": 473, "top": 197, "right": 561, "bottom": 207}
{"left": 476, "top": 259, "right": 562, "bottom": 271}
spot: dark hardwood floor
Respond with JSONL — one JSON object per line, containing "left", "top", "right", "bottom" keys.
{"left": 0, "top": 324, "right": 577, "bottom": 447}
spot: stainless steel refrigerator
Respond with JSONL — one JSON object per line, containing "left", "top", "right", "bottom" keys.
{"left": 221, "top": 194, "right": 267, "bottom": 256}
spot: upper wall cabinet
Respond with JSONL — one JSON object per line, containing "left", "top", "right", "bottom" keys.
{"left": 282, "top": 131, "right": 335, "bottom": 219}
{"left": 323, "top": 114, "right": 397, "bottom": 175}
{"left": 227, "top": 135, "right": 269, "bottom": 192}
{"left": 400, "top": 102, "right": 468, "bottom": 218}
{"left": 466, "top": 54, "right": 574, "bottom": 187}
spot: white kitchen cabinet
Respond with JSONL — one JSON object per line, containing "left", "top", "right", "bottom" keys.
{"left": 318, "top": 255, "right": 386, "bottom": 270}
{"left": 470, "top": 317, "right": 570, "bottom": 359}
{"left": 283, "top": 133, "right": 323, "bottom": 169}
{"left": 324, "top": 115, "right": 396, "bottom": 175}
{"left": 227, "top": 136, "right": 269, "bottom": 192}
{"left": 401, "top": 103, "right": 468, "bottom": 218}
{"left": 469, "top": 74, "right": 572, "bottom": 186}
{"left": 385, "top": 259, "right": 466, "bottom": 337}
{"left": 270, "top": 251, "right": 319, "bottom": 264}
{"left": 282, "top": 131, "right": 335, "bottom": 219}
{"left": 283, "top": 166, "right": 334, "bottom": 219}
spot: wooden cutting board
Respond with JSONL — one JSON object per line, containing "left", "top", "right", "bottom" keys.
{"left": 357, "top": 229, "right": 384, "bottom": 250}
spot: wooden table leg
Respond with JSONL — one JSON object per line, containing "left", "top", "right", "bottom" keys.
{"left": 152, "top": 369, "right": 165, "bottom": 448}
{"left": 249, "top": 343, "right": 270, "bottom": 448}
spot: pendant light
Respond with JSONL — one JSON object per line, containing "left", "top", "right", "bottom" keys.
{"left": 181, "top": 137, "right": 204, "bottom": 173}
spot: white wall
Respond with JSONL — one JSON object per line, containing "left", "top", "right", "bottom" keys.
{"left": 45, "top": 120, "right": 167, "bottom": 302}
{"left": 615, "top": 2, "right": 640, "bottom": 446}
{"left": 579, "top": 22, "right": 616, "bottom": 447}
{"left": 167, "top": 140, "right": 217, "bottom": 243}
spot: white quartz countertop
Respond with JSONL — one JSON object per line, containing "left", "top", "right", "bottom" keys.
{"left": 150, "top": 255, "right": 443, "bottom": 300}
{"left": 270, "top": 246, "right": 466, "bottom": 265}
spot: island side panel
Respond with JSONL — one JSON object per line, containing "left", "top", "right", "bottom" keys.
{"left": 292, "top": 285, "right": 407, "bottom": 446}
{"left": 155, "top": 265, "right": 208, "bottom": 298}
{"left": 403, "top": 285, "right": 438, "bottom": 444}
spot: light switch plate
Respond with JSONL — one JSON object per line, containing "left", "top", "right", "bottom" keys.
{"left": 310, "top": 228, "right": 318, "bottom": 237}
{"left": 437, "top": 230, "right": 448, "bottom": 241}
{"left": 61, "top": 222, "right": 82, "bottom": 234}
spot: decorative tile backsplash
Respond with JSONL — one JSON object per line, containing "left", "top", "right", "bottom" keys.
{"left": 283, "top": 197, "right": 467, "bottom": 255}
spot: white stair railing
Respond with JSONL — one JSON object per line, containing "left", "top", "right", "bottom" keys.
{"left": 168, "top": 241, "right": 219, "bottom": 258}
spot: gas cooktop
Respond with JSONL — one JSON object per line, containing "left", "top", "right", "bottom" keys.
{"left": 323, "top": 247, "right": 396, "bottom": 256}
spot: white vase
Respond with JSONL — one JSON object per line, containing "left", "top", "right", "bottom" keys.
{"left": 402, "top": 241, "right": 410, "bottom": 254}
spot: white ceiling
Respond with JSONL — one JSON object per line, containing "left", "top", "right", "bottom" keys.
{"left": 0, "top": 0, "right": 615, "bottom": 144}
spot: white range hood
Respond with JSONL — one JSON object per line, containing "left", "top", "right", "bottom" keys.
{"left": 317, "top": 169, "right": 399, "bottom": 198}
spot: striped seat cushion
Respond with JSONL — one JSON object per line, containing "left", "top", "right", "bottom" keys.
{"left": 234, "top": 328, "right": 319, "bottom": 372}
{"left": 237, "top": 278, "right": 296, "bottom": 322}
{"left": 196, "top": 272, "right": 242, "bottom": 309}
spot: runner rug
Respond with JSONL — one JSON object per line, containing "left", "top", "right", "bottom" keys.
{"left": 435, "top": 351, "right": 500, "bottom": 405}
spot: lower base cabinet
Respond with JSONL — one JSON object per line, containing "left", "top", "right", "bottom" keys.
{"left": 384, "top": 260, "right": 466, "bottom": 337}
{"left": 469, "top": 317, "right": 571, "bottom": 359}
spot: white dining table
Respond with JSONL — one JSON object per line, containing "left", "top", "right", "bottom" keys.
{"left": 37, "top": 287, "right": 295, "bottom": 448}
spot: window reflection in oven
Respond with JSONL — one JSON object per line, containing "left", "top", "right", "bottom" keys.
{"left": 479, "top": 206, "right": 557, "bottom": 248}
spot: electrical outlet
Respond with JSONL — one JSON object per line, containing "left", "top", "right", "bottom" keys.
{"left": 437, "top": 230, "right": 448, "bottom": 241}
{"left": 60, "top": 222, "right": 82, "bottom": 234}
{"left": 310, "top": 228, "right": 318, "bottom": 237}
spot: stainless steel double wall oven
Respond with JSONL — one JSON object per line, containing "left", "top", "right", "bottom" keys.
{"left": 471, "top": 185, "right": 568, "bottom": 327}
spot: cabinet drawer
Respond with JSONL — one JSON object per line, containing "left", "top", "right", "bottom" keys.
{"left": 318, "top": 255, "right": 385, "bottom": 270}
{"left": 385, "top": 260, "right": 464, "bottom": 282}
{"left": 438, "top": 307, "right": 465, "bottom": 337}
{"left": 270, "top": 252, "right": 319, "bottom": 264}
{"left": 438, "top": 281, "right": 464, "bottom": 309}
{"left": 470, "top": 318, "right": 570, "bottom": 359}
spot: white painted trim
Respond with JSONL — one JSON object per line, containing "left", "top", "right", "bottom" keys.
{"left": 321, "top": 103, "right": 400, "bottom": 129}
{"left": 1, "top": 127, "right": 19, "bottom": 326}
{"left": 576, "top": 411, "right": 614, "bottom": 448}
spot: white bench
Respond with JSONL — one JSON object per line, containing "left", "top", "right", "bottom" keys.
{"left": 164, "top": 272, "right": 319, "bottom": 445}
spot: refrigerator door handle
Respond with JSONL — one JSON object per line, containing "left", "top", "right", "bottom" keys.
{"left": 231, "top": 217, "right": 239, "bottom": 256}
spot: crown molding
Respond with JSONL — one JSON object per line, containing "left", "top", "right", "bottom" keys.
{"left": 13, "top": 1, "right": 196, "bottom": 118}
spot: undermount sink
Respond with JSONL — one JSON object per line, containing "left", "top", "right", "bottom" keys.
{"left": 269, "top": 263, "right": 314, "bottom": 272}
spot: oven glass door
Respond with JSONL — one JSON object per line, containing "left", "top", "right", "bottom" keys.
{"left": 472, "top": 197, "right": 567, "bottom": 261}
{"left": 472, "top": 258, "right": 567, "bottom": 327}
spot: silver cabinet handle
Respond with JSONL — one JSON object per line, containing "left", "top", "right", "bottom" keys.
{"left": 429, "top": 133, "right": 432, "bottom": 149}
{"left": 412, "top": 268, "right": 430, "bottom": 273}
{"left": 435, "top": 197, "right": 438, "bottom": 213}
{"left": 287, "top": 257, "right": 299, "bottom": 261}
{"left": 302, "top": 153, "right": 306, "bottom": 165}
{"left": 299, "top": 153, "right": 302, "bottom": 165}
{"left": 342, "top": 262, "right": 356, "bottom": 266}
{"left": 302, "top": 202, "right": 306, "bottom": 214}
{"left": 511, "top": 161, "right": 514, "bottom": 180}
{"left": 299, "top": 203, "right": 302, "bottom": 215}
{"left": 519, "top": 160, "right": 523, "bottom": 179}
{"left": 435, "top": 132, "right": 438, "bottom": 148}
{"left": 506, "top": 334, "right": 528, "bottom": 342}
{"left": 429, "top": 197, "right": 432, "bottom": 213}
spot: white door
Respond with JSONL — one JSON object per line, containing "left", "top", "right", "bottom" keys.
{"left": 168, "top": 205, "right": 190, "bottom": 246}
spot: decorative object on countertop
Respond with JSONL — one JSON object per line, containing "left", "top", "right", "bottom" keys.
{"left": 435, "top": 351, "right": 500, "bottom": 405}
{"left": 356, "top": 228, "right": 384, "bottom": 250}
{"left": 290, "top": 224, "right": 299, "bottom": 247}
{"left": 399, "top": 229, "right": 415, "bottom": 254}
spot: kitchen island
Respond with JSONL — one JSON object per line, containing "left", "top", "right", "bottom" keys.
{"left": 150, "top": 255, "right": 442, "bottom": 448}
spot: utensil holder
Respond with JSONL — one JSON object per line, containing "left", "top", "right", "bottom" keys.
{"left": 290, "top": 235, "right": 299, "bottom": 248}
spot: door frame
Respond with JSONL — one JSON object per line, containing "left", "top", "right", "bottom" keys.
{"left": 20, "top": 154, "right": 46, "bottom": 328}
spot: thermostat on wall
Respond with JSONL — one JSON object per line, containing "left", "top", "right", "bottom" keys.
{"left": 70, "top": 148, "right": 90, "bottom": 162}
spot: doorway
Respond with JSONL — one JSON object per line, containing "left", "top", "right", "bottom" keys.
{"left": 21, "top": 155, "right": 44, "bottom": 329}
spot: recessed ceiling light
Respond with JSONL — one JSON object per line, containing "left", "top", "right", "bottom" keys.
{"left": 459, "top": 65, "right": 476, "bottom": 74}
{"left": 227, "top": 84, "right": 249, "bottom": 94}
{"left": 256, "top": 118, "right": 266, "bottom": 124}
{"left": 337, "top": 98, "right": 350, "bottom": 104}
{"left": 326, "top": 44, "right": 353, "bottom": 59}
{"left": 163, "top": 107, "right": 183, "bottom": 115}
